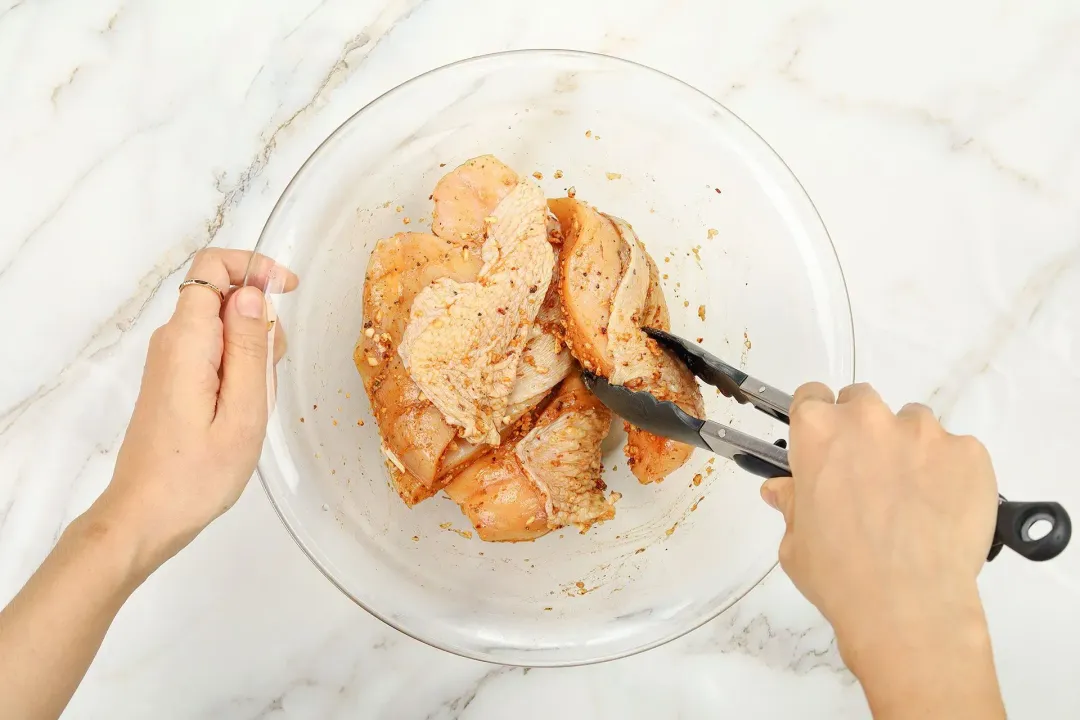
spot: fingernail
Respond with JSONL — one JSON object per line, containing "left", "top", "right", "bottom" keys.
{"left": 760, "top": 486, "right": 778, "bottom": 510}
{"left": 235, "top": 286, "right": 265, "bottom": 319}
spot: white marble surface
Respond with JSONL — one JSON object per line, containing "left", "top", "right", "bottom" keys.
{"left": 2, "top": 0, "right": 1079, "bottom": 717}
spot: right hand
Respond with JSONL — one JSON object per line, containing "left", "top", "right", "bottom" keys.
{"left": 760, "top": 383, "right": 999, "bottom": 676}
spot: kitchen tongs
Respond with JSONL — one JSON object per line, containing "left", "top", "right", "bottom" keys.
{"left": 583, "top": 328, "right": 1072, "bottom": 562}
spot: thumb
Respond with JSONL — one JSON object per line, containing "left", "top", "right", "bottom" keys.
{"left": 215, "top": 285, "right": 270, "bottom": 437}
{"left": 760, "top": 476, "right": 795, "bottom": 527}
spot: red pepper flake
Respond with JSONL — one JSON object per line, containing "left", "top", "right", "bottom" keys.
{"left": 714, "top": 187, "right": 722, "bottom": 194}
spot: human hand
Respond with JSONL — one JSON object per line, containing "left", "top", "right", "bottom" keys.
{"left": 91, "top": 249, "right": 298, "bottom": 579}
{"left": 760, "top": 383, "right": 1004, "bottom": 717}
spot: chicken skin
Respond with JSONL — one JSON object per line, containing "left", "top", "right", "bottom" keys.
{"left": 444, "top": 374, "right": 614, "bottom": 541}
{"left": 549, "top": 198, "right": 704, "bottom": 483}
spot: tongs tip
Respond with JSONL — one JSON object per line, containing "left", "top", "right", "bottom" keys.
{"left": 581, "top": 371, "right": 709, "bottom": 451}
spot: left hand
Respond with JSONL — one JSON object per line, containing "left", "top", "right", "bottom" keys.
{"left": 92, "top": 249, "right": 298, "bottom": 578}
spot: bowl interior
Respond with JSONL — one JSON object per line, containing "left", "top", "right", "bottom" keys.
{"left": 250, "top": 50, "right": 854, "bottom": 665}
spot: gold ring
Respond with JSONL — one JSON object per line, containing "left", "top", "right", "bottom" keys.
{"left": 178, "top": 278, "right": 225, "bottom": 303}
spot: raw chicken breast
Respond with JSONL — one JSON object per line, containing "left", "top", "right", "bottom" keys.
{"left": 399, "top": 181, "right": 554, "bottom": 445}
{"left": 504, "top": 255, "right": 572, "bottom": 419}
{"left": 430, "top": 156, "right": 573, "bottom": 428}
{"left": 358, "top": 159, "right": 572, "bottom": 506}
{"left": 431, "top": 155, "right": 519, "bottom": 243}
{"left": 548, "top": 197, "right": 627, "bottom": 374}
{"left": 354, "top": 231, "right": 483, "bottom": 504}
{"left": 432, "top": 224, "right": 572, "bottom": 475}
{"left": 622, "top": 353, "right": 704, "bottom": 484}
{"left": 384, "top": 454, "right": 439, "bottom": 507}
{"left": 550, "top": 198, "right": 705, "bottom": 484}
{"left": 444, "top": 374, "right": 615, "bottom": 542}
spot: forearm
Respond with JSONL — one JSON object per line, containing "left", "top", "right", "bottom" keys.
{"left": 0, "top": 504, "right": 146, "bottom": 720}
{"left": 841, "top": 591, "right": 1005, "bottom": 719}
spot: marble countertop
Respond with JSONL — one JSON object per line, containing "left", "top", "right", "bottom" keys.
{"left": 3, "top": 1, "right": 1080, "bottom": 717}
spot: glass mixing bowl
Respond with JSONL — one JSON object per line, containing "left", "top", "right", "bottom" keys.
{"left": 245, "top": 50, "right": 854, "bottom": 666}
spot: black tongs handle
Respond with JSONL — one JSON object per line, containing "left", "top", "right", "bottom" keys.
{"left": 643, "top": 328, "right": 792, "bottom": 424}
{"left": 989, "top": 498, "right": 1071, "bottom": 562}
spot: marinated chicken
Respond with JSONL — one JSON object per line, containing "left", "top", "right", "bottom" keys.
{"left": 432, "top": 154, "right": 572, "bottom": 426}
{"left": 400, "top": 151, "right": 579, "bottom": 449}
{"left": 356, "top": 237, "right": 565, "bottom": 504}
{"left": 356, "top": 156, "right": 704, "bottom": 540}
{"left": 505, "top": 256, "right": 572, "bottom": 420}
{"left": 357, "top": 159, "right": 571, "bottom": 504}
{"left": 550, "top": 198, "right": 705, "bottom": 484}
{"left": 444, "top": 375, "right": 615, "bottom": 541}
{"left": 354, "top": 231, "right": 483, "bottom": 504}
{"left": 431, "top": 155, "right": 519, "bottom": 243}
{"left": 547, "top": 197, "right": 625, "bottom": 373}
